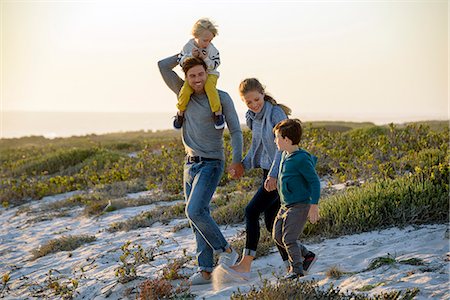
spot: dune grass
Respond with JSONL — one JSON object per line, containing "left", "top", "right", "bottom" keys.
{"left": 31, "top": 235, "right": 96, "bottom": 260}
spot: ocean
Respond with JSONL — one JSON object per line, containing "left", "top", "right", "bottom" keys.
{"left": 1, "top": 111, "right": 180, "bottom": 139}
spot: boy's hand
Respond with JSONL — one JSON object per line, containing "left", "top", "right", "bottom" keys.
{"left": 228, "top": 163, "right": 244, "bottom": 179}
{"left": 192, "top": 48, "right": 200, "bottom": 58}
{"left": 198, "top": 48, "right": 208, "bottom": 59}
{"left": 308, "top": 204, "right": 319, "bottom": 224}
{"left": 264, "top": 176, "right": 277, "bottom": 192}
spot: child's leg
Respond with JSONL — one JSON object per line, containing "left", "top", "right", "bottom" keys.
{"left": 281, "top": 203, "right": 310, "bottom": 275}
{"left": 272, "top": 207, "right": 288, "bottom": 257}
{"left": 177, "top": 80, "right": 194, "bottom": 112}
{"left": 264, "top": 195, "right": 289, "bottom": 262}
{"left": 204, "top": 74, "right": 221, "bottom": 114}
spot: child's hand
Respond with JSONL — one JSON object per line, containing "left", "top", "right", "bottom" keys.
{"left": 192, "top": 48, "right": 200, "bottom": 58}
{"left": 198, "top": 48, "right": 208, "bottom": 59}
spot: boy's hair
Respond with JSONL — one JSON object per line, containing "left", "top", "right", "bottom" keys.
{"left": 239, "top": 78, "right": 292, "bottom": 116}
{"left": 273, "top": 119, "right": 303, "bottom": 145}
{"left": 192, "top": 18, "right": 218, "bottom": 37}
{"left": 182, "top": 57, "right": 207, "bottom": 75}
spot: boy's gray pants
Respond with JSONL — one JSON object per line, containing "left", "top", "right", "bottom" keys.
{"left": 273, "top": 203, "right": 310, "bottom": 274}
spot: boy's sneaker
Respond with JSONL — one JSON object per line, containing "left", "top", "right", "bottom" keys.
{"left": 281, "top": 271, "right": 304, "bottom": 281}
{"left": 214, "top": 114, "right": 225, "bottom": 129}
{"left": 173, "top": 114, "right": 184, "bottom": 129}
{"left": 217, "top": 248, "right": 238, "bottom": 266}
{"left": 303, "top": 251, "right": 317, "bottom": 274}
{"left": 188, "top": 272, "right": 211, "bottom": 285}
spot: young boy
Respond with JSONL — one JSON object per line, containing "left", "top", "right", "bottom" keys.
{"left": 272, "top": 119, "right": 320, "bottom": 280}
{"left": 174, "top": 18, "right": 225, "bottom": 130}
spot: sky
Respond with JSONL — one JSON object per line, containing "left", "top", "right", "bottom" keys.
{"left": 1, "top": 0, "right": 448, "bottom": 124}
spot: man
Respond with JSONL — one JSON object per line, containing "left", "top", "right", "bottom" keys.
{"left": 158, "top": 55, "right": 244, "bottom": 285}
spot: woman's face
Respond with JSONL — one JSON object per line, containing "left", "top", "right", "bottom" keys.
{"left": 242, "top": 90, "right": 264, "bottom": 113}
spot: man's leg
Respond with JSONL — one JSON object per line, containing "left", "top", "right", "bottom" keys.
{"left": 184, "top": 160, "right": 229, "bottom": 271}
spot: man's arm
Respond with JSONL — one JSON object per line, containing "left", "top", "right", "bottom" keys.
{"left": 157, "top": 54, "right": 184, "bottom": 95}
{"left": 221, "top": 92, "right": 243, "bottom": 164}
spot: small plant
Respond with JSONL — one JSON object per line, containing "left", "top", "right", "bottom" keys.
{"left": 398, "top": 258, "right": 424, "bottom": 266}
{"left": 161, "top": 257, "right": 191, "bottom": 280}
{"left": 365, "top": 254, "right": 396, "bottom": 271}
{"left": 45, "top": 269, "right": 79, "bottom": 300}
{"left": 326, "top": 265, "right": 346, "bottom": 279}
{"left": 1, "top": 272, "right": 10, "bottom": 296}
{"left": 115, "top": 241, "right": 152, "bottom": 283}
{"left": 137, "top": 278, "right": 192, "bottom": 300}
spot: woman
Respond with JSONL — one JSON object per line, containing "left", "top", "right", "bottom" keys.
{"left": 227, "top": 78, "right": 316, "bottom": 279}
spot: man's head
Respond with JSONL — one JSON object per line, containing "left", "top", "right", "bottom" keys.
{"left": 182, "top": 57, "right": 208, "bottom": 94}
{"left": 273, "top": 119, "right": 303, "bottom": 151}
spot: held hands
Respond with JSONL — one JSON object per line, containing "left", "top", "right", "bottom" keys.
{"left": 263, "top": 176, "right": 277, "bottom": 192}
{"left": 228, "top": 163, "right": 244, "bottom": 179}
{"left": 308, "top": 204, "right": 320, "bottom": 224}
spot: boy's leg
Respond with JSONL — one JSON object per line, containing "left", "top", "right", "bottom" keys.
{"left": 204, "top": 74, "right": 221, "bottom": 113}
{"left": 184, "top": 159, "right": 231, "bottom": 269}
{"left": 177, "top": 81, "right": 194, "bottom": 111}
{"left": 264, "top": 193, "right": 289, "bottom": 262}
{"left": 281, "top": 203, "right": 310, "bottom": 275}
{"left": 272, "top": 207, "right": 287, "bottom": 253}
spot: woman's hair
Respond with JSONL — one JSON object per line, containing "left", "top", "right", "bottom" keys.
{"left": 238, "top": 78, "right": 291, "bottom": 116}
{"left": 192, "top": 18, "right": 218, "bottom": 37}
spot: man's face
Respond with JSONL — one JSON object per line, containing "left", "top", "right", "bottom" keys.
{"left": 186, "top": 65, "right": 207, "bottom": 94}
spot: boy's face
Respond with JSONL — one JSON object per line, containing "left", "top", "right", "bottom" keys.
{"left": 194, "top": 30, "right": 214, "bottom": 49}
{"left": 242, "top": 90, "right": 264, "bottom": 113}
{"left": 186, "top": 65, "right": 207, "bottom": 93}
{"left": 274, "top": 131, "right": 292, "bottom": 151}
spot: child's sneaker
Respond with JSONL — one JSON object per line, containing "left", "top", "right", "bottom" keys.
{"left": 173, "top": 114, "right": 184, "bottom": 129}
{"left": 303, "top": 251, "right": 317, "bottom": 274}
{"left": 214, "top": 114, "right": 225, "bottom": 129}
{"left": 281, "top": 271, "right": 304, "bottom": 281}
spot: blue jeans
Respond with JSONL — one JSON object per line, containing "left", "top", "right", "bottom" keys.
{"left": 184, "top": 159, "right": 229, "bottom": 272}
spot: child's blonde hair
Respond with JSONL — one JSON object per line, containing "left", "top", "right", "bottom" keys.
{"left": 192, "top": 18, "right": 218, "bottom": 37}
{"left": 239, "top": 78, "right": 292, "bottom": 116}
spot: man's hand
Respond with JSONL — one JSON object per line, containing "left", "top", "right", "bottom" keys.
{"left": 263, "top": 176, "right": 277, "bottom": 192}
{"left": 308, "top": 204, "right": 320, "bottom": 224}
{"left": 228, "top": 163, "right": 244, "bottom": 179}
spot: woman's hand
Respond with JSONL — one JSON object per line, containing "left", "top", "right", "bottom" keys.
{"left": 264, "top": 176, "right": 277, "bottom": 192}
{"left": 228, "top": 163, "right": 244, "bottom": 179}
{"left": 308, "top": 204, "right": 320, "bottom": 224}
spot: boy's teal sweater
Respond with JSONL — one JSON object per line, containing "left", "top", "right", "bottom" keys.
{"left": 277, "top": 148, "right": 321, "bottom": 206}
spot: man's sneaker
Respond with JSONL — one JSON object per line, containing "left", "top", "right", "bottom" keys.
{"left": 281, "top": 271, "right": 304, "bottom": 281}
{"left": 189, "top": 272, "right": 211, "bottom": 285}
{"left": 303, "top": 251, "right": 317, "bottom": 274}
{"left": 173, "top": 114, "right": 184, "bottom": 129}
{"left": 217, "top": 248, "right": 238, "bottom": 266}
{"left": 214, "top": 114, "right": 225, "bottom": 130}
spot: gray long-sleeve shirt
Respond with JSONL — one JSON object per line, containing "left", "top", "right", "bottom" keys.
{"left": 158, "top": 55, "right": 243, "bottom": 163}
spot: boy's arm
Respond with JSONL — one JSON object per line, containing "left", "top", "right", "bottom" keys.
{"left": 157, "top": 54, "right": 184, "bottom": 95}
{"left": 298, "top": 155, "right": 321, "bottom": 204}
{"left": 204, "top": 44, "right": 220, "bottom": 71}
{"left": 178, "top": 41, "right": 194, "bottom": 67}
